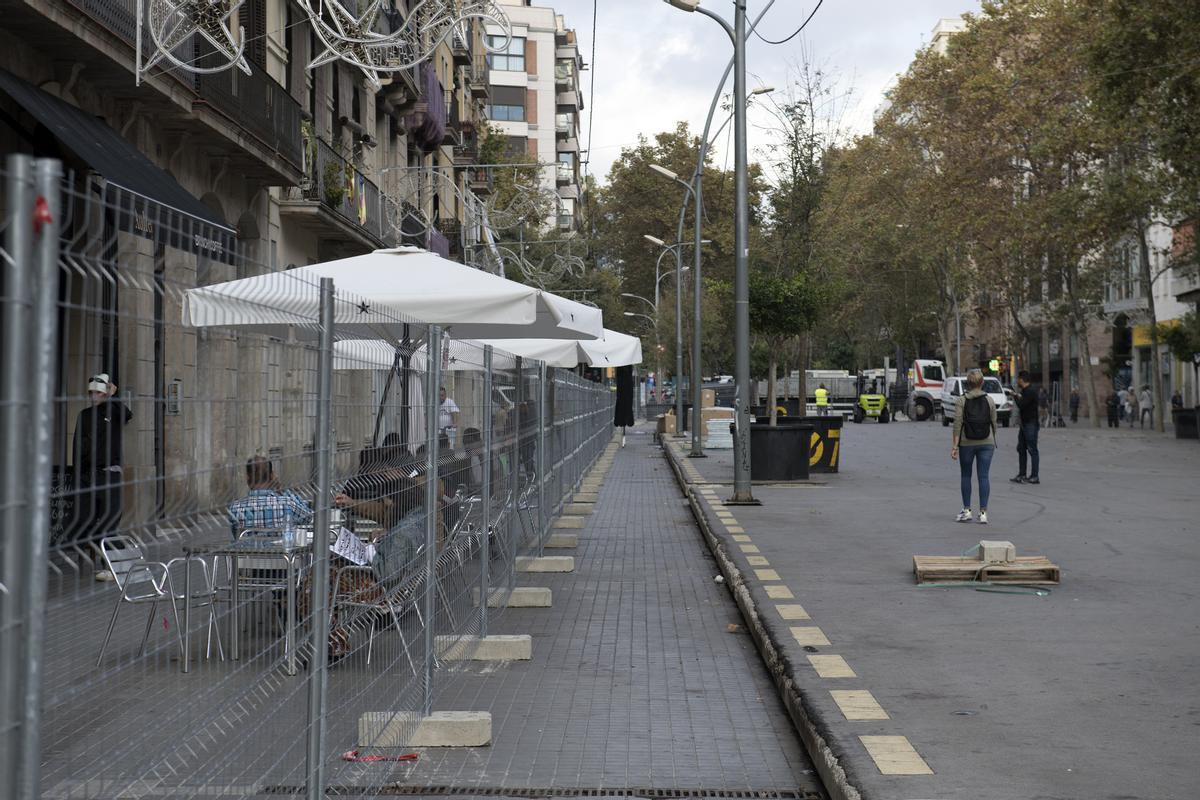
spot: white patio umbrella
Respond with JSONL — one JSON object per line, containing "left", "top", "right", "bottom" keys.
{"left": 579, "top": 330, "right": 643, "bottom": 367}
{"left": 182, "top": 246, "right": 604, "bottom": 342}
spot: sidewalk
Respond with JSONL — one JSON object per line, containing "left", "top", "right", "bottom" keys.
{"left": 404, "top": 427, "right": 825, "bottom": 797}
{"left": 663, "top": 423, "right": 1200, "bottom": 800}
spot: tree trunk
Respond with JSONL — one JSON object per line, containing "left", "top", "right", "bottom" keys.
{"left": 1061, "top": 320, "right": 1072, "bottom": 422}
{"left": 1135, "top": 218, "right": 1166, "bottom": 432}
{"left": 768, "top": 349, "right": 778, "bottom": 427}
{"left": 1066, "top": 263, "right": 1102, "bottom": 429}
{"left": 1041, "top": 322, "right": 1052, "bottom": 394}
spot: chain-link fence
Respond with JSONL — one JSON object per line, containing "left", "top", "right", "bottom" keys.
{"left": 0, "top": 154, "right": 613, "bottom": 800}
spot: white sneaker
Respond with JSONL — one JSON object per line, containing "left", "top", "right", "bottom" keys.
{"left": 95, "top": 570, "right": 115, "bottom": 582}
{"left": 955, "top": 508, "right": 973, "bottom": 523}
{"left": 978, "top": 511, "right": 988, "bottom": 525}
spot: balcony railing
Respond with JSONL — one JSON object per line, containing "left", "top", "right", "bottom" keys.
{"left": 69, "top": 0, "right": 303, "bottom": 170}
{"left": 300, "top": 136, "right": 384, "bottom": 243}
{"left": 192, "top": 68, "right": 304, "bottom": 169}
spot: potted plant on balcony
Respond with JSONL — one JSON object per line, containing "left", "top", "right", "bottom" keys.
{"left": 323, "top": 160, "right": 346, "bottom": 207}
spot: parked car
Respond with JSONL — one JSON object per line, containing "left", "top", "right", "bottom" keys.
{"left": 941, "top": 375, "right": 1011, "bottom": 428}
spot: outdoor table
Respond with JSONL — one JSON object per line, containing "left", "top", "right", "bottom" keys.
{"left": 182, "top": 536, "right": 313, "bottom": 676}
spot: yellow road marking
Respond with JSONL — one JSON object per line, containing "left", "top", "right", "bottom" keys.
{"left": 755, "top": 569, "right": 780, "bottom": 581}
{"left": 747, "top": 556, "right": 770, "bottom": 566}
{"left": 726, "top": 526, "right": 745, "bottom": 533}
{"left": 775, "top": 604, "right": 809, "bottom": 620}
{"left": 732, "top": 534, "right": 752, "bottom": 543}
{"left": 858, "top": 736, "right": 933, "bottom": 775}
{"left": 808, "top": 654, "right": 856, "bottom": 678}
{"left": 739, "top": 543, "right": 760, "bottom": 554}
{"left": 765, "top": 585, "right": 794, "bottom": 599}
{"left": 790, "top": 626, "right": 830, "bottom": 646}
{"left": 831, "top": 690, "right": 889, "bottom": 720}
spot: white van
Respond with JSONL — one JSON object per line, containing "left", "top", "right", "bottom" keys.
{"left": 941, "top": 375, "right": 1012, "bottom": 428}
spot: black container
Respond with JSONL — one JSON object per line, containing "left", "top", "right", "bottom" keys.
{"left": 1172, "top": 408, "right": 1198, "bottom": 439}
{"left": 762, "top": 416, "right": 843, "bottom": 473}
{"left": 743, "top": 422, "right": 813, "bottom": 481}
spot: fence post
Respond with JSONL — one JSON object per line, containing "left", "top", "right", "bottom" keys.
{"left": 1, "top": 153, "right": 34, "bottom": 800}
{"left": 423, "top": 326, "right": 442, "bottom": 717}
{"left": 536, "top": 361, "right": 547, "bottom": 555}
{"left": 480, "top": 345, "right": 493, "bottom": 637}
{"left": 511, "top": 356, "right": 522, "bottom": 548}
{"left": 16, "top": 158, "right": 62, "bottom": 800}
{"left": 305, "top": 277, "right": 336, "bottom": 800}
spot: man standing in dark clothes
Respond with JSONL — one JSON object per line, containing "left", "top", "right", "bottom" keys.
{"left": 73, "top": 373, "right": 132, "bottom": 578}
{"left": 1011, "top": 371, "right": 1040, "bottom": 485}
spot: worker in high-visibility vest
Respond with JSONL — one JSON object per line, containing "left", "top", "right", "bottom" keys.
{"left": 815, "top": 384, "right": 829, "bottom": 417}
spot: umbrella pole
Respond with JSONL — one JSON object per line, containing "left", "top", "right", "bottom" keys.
{"left": 372, "top": 351, "right": 403, "bottom": 446}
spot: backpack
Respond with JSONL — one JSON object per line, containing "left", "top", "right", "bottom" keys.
{"left": 962, "top": 394, "right": 992, "bottom": 440}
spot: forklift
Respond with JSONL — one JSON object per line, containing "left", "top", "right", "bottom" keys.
{"left": 852, "top": 372, "right": 890, "bottom": 423}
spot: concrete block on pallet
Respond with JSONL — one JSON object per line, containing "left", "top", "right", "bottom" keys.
{"left": 437, "top": 634, "right": 532, "bottom": 661}
{"left": 553, "top": 516, "right": 586, "bottom": 529}
{"left": 359, "top": 711, "right": 492, "bottom": 748}
{"left": 472, "top": 586, "right": 552, "bottom": 608}
{"left": 546, "top": 532, "right": 578, "bottom": 548}
{"left": 517, "top": 555, "right": 575, "bottom": 573}
{"left": 564, "top": 502, "right": 593, "bottom": 515}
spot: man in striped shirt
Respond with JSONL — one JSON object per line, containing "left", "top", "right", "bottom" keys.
{"left": 228, "top": 456, "right": 312, "bottom": 540}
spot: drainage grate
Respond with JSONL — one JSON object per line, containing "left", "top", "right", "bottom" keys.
{"left": 265, "top": 787, "right": 820, "bottom": 799}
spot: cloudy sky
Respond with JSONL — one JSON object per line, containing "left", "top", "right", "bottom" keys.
{"left": 541, "top": 0, "right": 982, "bottom": 184}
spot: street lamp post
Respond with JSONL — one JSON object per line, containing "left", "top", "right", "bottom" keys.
{"left": 665, "top": 0, "right": 755, "bottom": 502}
{"left": 645, "top": 172, "right": 695, "bottom": 437}
{"left": 623, "top": 308, "right": 663, "bottom": 403}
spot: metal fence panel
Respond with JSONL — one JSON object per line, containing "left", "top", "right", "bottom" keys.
{"left": 0, "top": 155, "right": 615, "bottom": 800}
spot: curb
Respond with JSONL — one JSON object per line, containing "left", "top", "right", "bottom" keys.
{"left": 660, "top": 442, "right": 865, "bottom": 800}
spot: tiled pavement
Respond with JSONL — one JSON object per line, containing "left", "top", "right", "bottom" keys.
{"left": 405, "top": 429, "right": 825, "bottom": 796}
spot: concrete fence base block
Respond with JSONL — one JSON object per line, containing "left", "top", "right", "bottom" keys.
{"left": 563, "top": 503, "right": 593, "bottom": 515}
{"left": 437, "top": 634, "right": 532, "bottom": 661}
{"left": 553, "top": 516, "right": 586, "bottom": 529}
{"left": 517, "top": 555, "right": 575, "bottom": 573}
{"left": 472, "top": 586, "right": 552, "bottom": 608}
{"left": 359, "top": 711, "right": 492, "bottom": 748}
{"left": 546, "top": 533, "right": 579, "bottom": 548}
{"left": 573, "top": 492, "right": 599, "bottom": 503}
{"left": 581, "top": 482, "right": 603, "bottom": 492}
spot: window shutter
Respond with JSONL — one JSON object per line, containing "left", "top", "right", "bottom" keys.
{"left": 525, "top": 88, "right": 537, "bottom": 124}
{"left": 525, "top": 39, "right": 537, "bottom": 75}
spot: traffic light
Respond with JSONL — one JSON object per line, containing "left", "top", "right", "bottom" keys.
{"left": 988, "top": 358, "right": 1001, "bottom": 373}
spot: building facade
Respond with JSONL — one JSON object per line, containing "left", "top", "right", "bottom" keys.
{"left": 487, "top": 0, "right": 586, "bottom": 234}
{"left": 0, "top": 0, "right": 500, "bottom": 528}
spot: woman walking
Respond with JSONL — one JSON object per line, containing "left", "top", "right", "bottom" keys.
{"left": 951, "top": 369, "right": 998, "bottom": 524}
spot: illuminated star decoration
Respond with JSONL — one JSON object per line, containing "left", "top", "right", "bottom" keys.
{"left": 301, "top": 0, "right": 512, "bottom": 90}
{"left": 136, "top": 0, "right": 251, "bottom": 85}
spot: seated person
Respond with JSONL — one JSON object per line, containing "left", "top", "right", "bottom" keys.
{"left": 305, "top": 471, "right": 442, "bottom": 661}
{"left": 227, "top": 456, "right": 312, "bottom": 540}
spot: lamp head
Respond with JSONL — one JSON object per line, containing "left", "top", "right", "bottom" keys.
{"left": 648, "top": 163, "right": 680, "bottom": 182}
{"left": 643, "top": 234, "right": 666, "bottom": 247}
{"left": 750, "top": 86, "right": 775, "bottom": 96}
{"left": 664, "top": 0, "right": 699, "bottom": 10}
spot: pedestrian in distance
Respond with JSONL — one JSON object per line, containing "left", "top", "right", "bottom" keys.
{"left": 1069, "top": 387, "right": 1080, "bottom": 423}
{"left": 1105, "top": 389, "right": 1120, "bottom": 428}
{"left": 1171, "top": 389, "right": 1184, "bottom": 410}
{"left": 1139, "top": 385, "right": 1153, "bottom": 428}
{"left": 1116, "top": 386, "right": 1128, "bottom": 422}
{"left": 1011, "top": 370, "right": 1040, "bottom": 485}
{"left": 1038, "top": 385, "right": 1050, "bottom": 427}
{"left": 951, "top": 369, "right": 997, "bottom": 524}
{"left": 1127, "top": 386, "right": 1139, "bottom": 429}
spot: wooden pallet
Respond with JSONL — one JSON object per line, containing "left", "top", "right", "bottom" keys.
{"left": 913, "top": 555, "right": 1061, "bottom": 585}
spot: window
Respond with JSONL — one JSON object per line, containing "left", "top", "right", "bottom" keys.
{"left": 557, "top": 152, "right": 574, "bottom": 180}
{"left": 555, "top": 60, "right": 574, "bottom": 81}
{"left": 555, "top": 112, "right": 572, "bottom": 133}
{"left": 921, "top": 364, "right": 944, "bottom": 382}
{"left": 983, "top": 378, "right": 1003, "bottom": 394}
{"left": 487, "top": 86, "right": 525, "bottom": 122}
{"left": 487, "top": 35, "right": 526, "bottom": 71}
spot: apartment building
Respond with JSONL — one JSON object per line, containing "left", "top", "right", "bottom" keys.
{"left": 487, "top": 0, "right": 586, "bottom": 234}
{"left": 0, "top": 0, "right": 497, "bottom": 524}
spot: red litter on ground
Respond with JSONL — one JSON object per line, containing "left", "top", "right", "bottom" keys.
{"left": 341, "top": 750, "right": 418, "bottom": 763}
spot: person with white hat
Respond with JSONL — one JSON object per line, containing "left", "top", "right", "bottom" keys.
{"left": 72, "top": 372, "right": 132, "bottom": 580}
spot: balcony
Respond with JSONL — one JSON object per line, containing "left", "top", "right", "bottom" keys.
{"left": 556, "top": 90, "right": 581, "bottom": 109}
{"left": 469, "top": 168, "right": 494, "bottom": 196}
{"left": 451, "top": 32, "right": 472, "bottom": 66}
{"left": 11, "top": 0, "right": 303, "bottom": 183}
{"left": 556, "top": 162, "right": 573, "bottom": 184}
{"left": 470, "top": 56, "right": 490, "bottom": 99}
{"left": 280, "top": 134, "right": 386, "bottom": 249}
{"left": 555, "top": 63, "right": 574, "bottom": 88}
{"left": 453, "top": 142, "right": 479, "bottom": 167}
{"left": 555, "top": 113, "right": 573, "bottom": 138}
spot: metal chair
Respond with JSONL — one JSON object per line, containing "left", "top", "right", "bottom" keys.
{"left": 96, "top": 535, "right": 223, "bottom": 666}
{"left": 211, "top": 528, "right": 303, "bottom": 634}
{"left": 330, "top": 564, "right": 422, "bottom": 671}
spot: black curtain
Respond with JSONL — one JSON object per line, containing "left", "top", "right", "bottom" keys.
{"left": 614, "top": 365, "right": 635, "bottom": 427}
